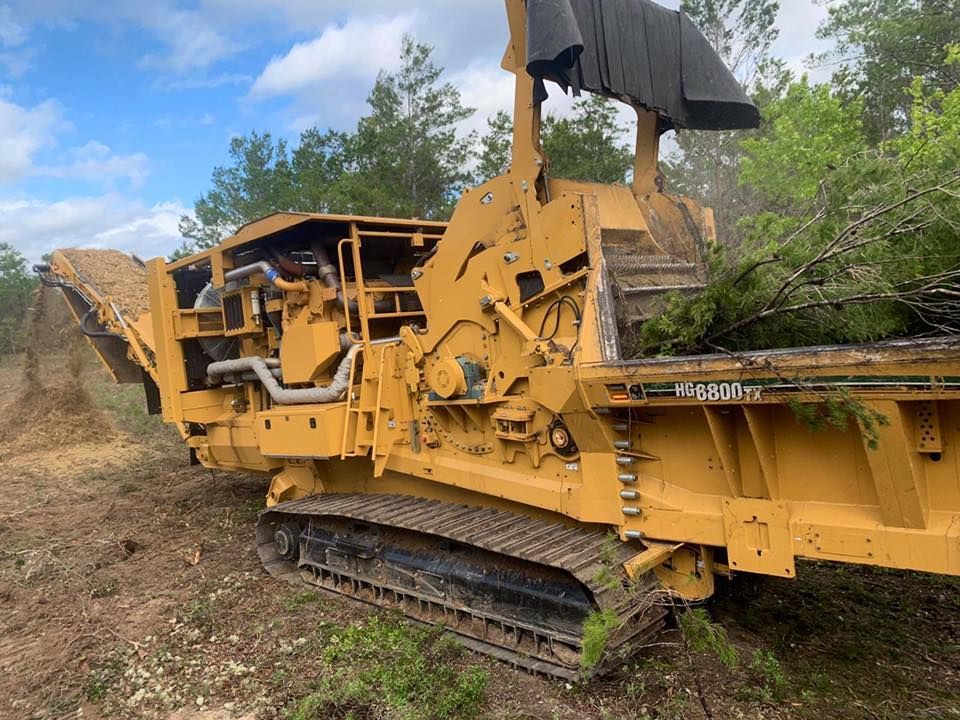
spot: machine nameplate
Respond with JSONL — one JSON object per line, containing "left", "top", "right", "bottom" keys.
{"left": 632, "top": 375, "right": 960, "bottom": 404}
{"left": 674, "top": 382, "right": 761, "bottom": 402}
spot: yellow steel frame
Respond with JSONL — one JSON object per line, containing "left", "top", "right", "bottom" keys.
{"left": 49, "top": 1, "right": 960, "bottom": 601}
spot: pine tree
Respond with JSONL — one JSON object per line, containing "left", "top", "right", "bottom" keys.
{"left": 339, "top": 36, "right": 475, "bottom": 219}
{"left": 178, "top": 36, "right": 478, "bottom": 254}
{"left": 0, "top": 243, "right": 37, "bottom": 355}
{"left": 177, "top": 131, "right": 296, "bottom": 253}
{"left": 292, "top": 128, "right": 351, "bottom": 213}
{"left": 476, "top": 110, "right": 512, "bottom": 182}
{"left": 815, "top": 0, "right": 960, "bottom": 143}
{"left": 665, "top": 0, "right": 781, "bottom": 244}
{"left": 543, "top": 95, "right": 633, "bottom": 184}
{"left": 476, "top": 96, "right": 632, "bottom": 185}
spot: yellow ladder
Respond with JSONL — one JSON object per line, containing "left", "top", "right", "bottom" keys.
{"left": 339, "top": 343, "right": 390, "bottom": 472}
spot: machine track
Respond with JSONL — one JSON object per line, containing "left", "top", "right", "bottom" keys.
{"left": 256, "top": 494, "right": 668, "bottom": 680}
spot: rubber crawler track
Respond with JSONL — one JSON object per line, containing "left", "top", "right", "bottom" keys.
{"left": 257, "top": 494, "right": 668, "bottom": 680}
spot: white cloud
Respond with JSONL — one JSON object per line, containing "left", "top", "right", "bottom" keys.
{"left": 249, "top": 14, "right": 414, "bottom": 101}
{"left": 0, "top": 194, "right": 188, "bottom": 264}
{"left": 153, "top": 72, "right": 251, "bottom": 91}
{"left": 136, "top": 7, "right": 241, "bottom": 74}
{"left": 0, "top": 96, "right": 63, "bottom": 182}
{"left": 450, "top": 60, "right": 629, "bottom": 126}
{"left": 0, "top": 2, "right": 243, "bottom": 76}
{"left": 154, "top": 112, "right": 217, "bottom": 129}
{"left": 0, "top": 49, "right": 32, "bottom": 76}
{"left": 37, "top": 140, "right": 150, "bottom": 189}
{"left": 0, "top": 93, "right": 151, "bottom": 190}
{"left": 194, "top": 0, "right": 510, "bottom": 92}
{"left": 0, "top": 5, "right": 26, "bottom": 47}
{"left": 448, "top": 62, "right": 515, "bottom": 137}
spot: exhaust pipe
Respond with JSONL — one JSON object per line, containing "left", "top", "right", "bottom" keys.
{"left": 310, "top": 241, "right": 392, "bottom": 315}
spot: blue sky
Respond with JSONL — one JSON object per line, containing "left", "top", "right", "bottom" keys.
{"left": 0, "top": 0, "right": 830, "bottom": 264}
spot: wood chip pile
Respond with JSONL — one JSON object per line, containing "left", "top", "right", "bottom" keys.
{"left": 59, "top": 249, "right": 150, "bottom": 320}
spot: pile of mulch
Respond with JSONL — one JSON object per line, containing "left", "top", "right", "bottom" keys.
{"left": 58, "top": 248, "right": 149, "bottom": 320}
{"left": 1, "top": 286, "right": 116, "bottom": 453}
{"left": 0, "top": 384, "right": 114, "bottom": 453}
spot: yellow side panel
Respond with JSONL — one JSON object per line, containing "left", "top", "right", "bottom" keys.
{"left": 257, "top": 404, "right": 348, "bottom": 459}
{"left": 280, "top": 322, "right": 341, "bottom": 384}
{"left": 205, "top": 423, "right": 277, "bottom": 471}
{"left": 722, "top": 498, "right": 795, "bottom": 578}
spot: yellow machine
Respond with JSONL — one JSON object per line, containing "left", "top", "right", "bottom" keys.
{"left": 39, "top": 0, "right": 960, "bottom": 679}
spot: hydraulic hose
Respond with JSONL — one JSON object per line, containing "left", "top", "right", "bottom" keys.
{"left": 80, "top": 308, "right": 124, "bottom": 339}
{"left": 268, "top": 248, "right": 307, "bottom": 277}
{"left": 224, "top": 261, "right": 309, "bottom": 293}
{"left": 34, "top": 264, "right": 69, "bottom": 289}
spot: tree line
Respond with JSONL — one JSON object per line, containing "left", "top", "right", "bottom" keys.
{"left": 0, "top": 243, "right": 36, "bottom": 355}
{"left": 1, "top": 0, "right": 957, "bottom": 356}
{"left": 637, "top": 0, "right": 960, "bottom": 355}
{"left": 179, "top": 1, "right": 960, "bottom": 255}
{"left": 176, "top": 36, "right": 634, "bottom": 256}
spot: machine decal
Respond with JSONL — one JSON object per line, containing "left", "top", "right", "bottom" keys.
{"left": 635, "top": 376, "right": 960, "bottom": 403}
{"left": 672, "top": 381, "right": 761, "bottom": 402}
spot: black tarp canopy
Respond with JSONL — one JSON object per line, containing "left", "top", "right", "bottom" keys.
{"left": 526, "top": 0, "right": 760, "bottom": 131}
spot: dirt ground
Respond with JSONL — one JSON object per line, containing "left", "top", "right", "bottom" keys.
{"left": 0, "top": 305, "right": 958, "bottom": 719}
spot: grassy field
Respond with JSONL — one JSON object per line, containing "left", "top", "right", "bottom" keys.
{"left": 0, "top": 337, "right": 958, "bottom": 720}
